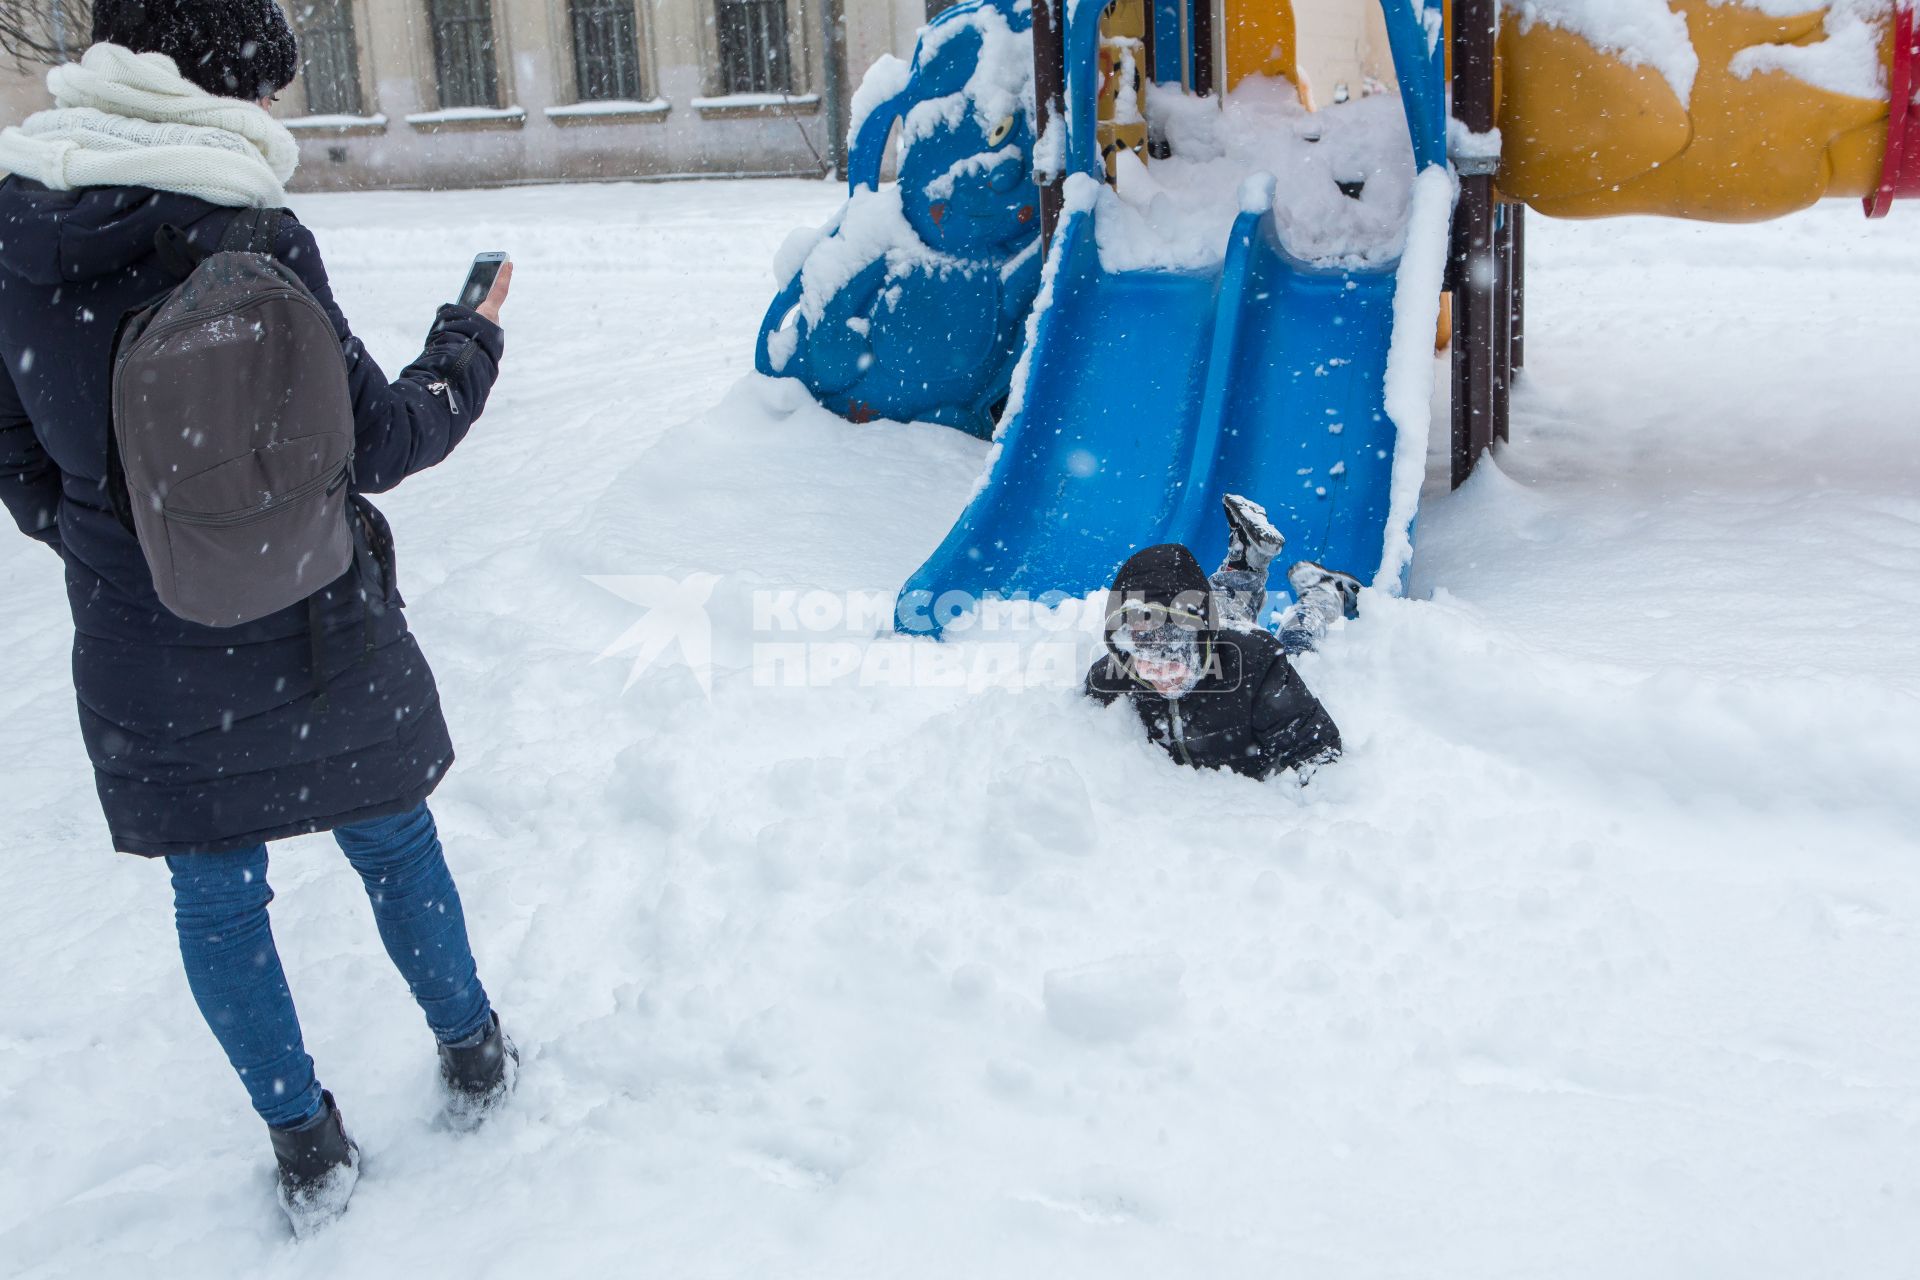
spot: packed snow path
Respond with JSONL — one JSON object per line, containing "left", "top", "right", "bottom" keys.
{"left": 2, "top": 180, "right": 1917, "bottom": 1277}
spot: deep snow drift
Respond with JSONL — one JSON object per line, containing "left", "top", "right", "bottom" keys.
{"left": 1, "top": 179, "right": 1918, "bottom": 1278}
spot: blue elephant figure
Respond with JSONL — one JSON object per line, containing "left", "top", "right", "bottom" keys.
{"left": 755, "top": 0, "right": 1044, "bottom": 440}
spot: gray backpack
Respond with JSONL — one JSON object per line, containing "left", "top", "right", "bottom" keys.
{"left": 110, "top": 208, "right": 356, "bottom": 628}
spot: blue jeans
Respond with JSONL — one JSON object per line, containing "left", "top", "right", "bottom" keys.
{"left": 167, "top": 803, "right": 493, "bottom": 1130}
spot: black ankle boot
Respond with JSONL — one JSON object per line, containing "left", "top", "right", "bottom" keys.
{"left": 1222, "top": 493, "right": 1285, "bottom": 572}
{"left": 1287, "top": 560, "right": 1363, "bottom": 619}
{"left": 439, "top": 1012, "right": 519, "bottom": 1131}
{"left": 270, "top": 1090, "right": 359, "bottom": 1235}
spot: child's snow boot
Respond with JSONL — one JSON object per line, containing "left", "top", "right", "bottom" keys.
{"left": 439, "top": 1012, "right": 519, "bottom": 1132}
{"left": 270, "top": 1090, "right": 359, "bottom": 1237}
{"left": 1222, "top": 493, "right": 1285, "bottom": 572}
{"left": 1286, "top": 560, "right": 1363, "bottom": 619}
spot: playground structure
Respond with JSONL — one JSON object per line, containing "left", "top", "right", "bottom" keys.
{"left": 897, "top": 0, "right": 1448, "bottom": 636}
{"left": 755, "top": 0, "right": 1920, "bottom": 637}
{"left": 755, "top": 0, "right": 1043, "bottom": 438}
{"left": 1083, "top": 0, "right": 1920, "bottom": 487}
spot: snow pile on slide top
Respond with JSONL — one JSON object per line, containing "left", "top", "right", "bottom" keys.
{"left": 1505, "top": 0, "right": 1892, "bottom": 105}
{"left": 1096, "top": 79, "right": 1416, "bottom": 273}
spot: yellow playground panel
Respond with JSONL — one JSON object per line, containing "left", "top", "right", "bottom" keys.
{"left": 1155, "top": 0, "right": 1910, "bottom": 223}
{"left": 1496, "top": 0, "right": 1898, "bottom": 221}
{"left": 1224, "top": 1, "right": 1299, "bottom": 92}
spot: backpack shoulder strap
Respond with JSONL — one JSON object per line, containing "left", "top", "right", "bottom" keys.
{"left": 152, "top": 224, "right": 204, "bottom": 279}
{"left": 218, "top": 206, "right": 288, "bottom": 256}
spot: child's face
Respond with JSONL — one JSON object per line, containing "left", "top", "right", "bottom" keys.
{"left": 1110, "top": 600, "right": 1208, "bottom": 698}
{"left": 1134, "top": 654, "right": 1200, "bottom": 698}
{"left": 1113, "top": 610, "right": 1205, "bottom": 698}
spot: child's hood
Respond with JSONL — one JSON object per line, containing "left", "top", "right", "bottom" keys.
{"left": 1101, "top": 542, "right": 1217, "bottom": 660}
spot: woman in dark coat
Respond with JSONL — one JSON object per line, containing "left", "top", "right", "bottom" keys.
{"left": 0, "top": 0, "right": 514, "bottom": 1232}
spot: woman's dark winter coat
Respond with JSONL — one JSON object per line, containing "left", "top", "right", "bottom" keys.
{"left": 1086, "top": 543, "right": 1341, "bottom": 779}
{"left": 0, "top": 178, "right": 504, "bottom": 856}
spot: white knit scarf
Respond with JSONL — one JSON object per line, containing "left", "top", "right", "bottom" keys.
{"left": 0, "top": 43, "right": 299, "bottom": 208}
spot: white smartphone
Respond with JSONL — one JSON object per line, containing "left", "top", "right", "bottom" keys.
{"left": 457, "top": 251, "right": 509, "bottom": 309}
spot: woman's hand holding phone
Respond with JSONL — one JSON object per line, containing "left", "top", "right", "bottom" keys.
{"left": 475, "top": 260, "right": 512, "bottom": 326}
{"left": 457, "top": 252, "right": 513, "bottom": 327}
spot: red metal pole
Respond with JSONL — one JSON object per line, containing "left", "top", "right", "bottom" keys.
{"left": 1866, "top": 4, "right": 1918, "bottom": 218}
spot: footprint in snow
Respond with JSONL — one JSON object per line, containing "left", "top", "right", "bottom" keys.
{"left": 737, "top": 1128, "right": 859, "bottom": 1189}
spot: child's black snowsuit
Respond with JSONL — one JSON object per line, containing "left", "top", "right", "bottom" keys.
{"left": 1085, "top": 544, "right": 1341, "bottom": 780}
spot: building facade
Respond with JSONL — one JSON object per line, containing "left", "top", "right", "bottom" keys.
{"left": 0, "top": 0, "right": 933, "bottom": 191}
{"left": 0, "top": 0, "right": 1396, "bottom": 193}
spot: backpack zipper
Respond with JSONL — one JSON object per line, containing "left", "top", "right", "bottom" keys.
{"left": 133, "top": 284, "right": 334, "bottom": 347}
{"left": 162, "top": 459, "right": 350, "bottom": 528}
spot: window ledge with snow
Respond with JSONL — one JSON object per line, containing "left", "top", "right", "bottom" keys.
{"left": 691, "top": 92, "right": 820, "bottom": 119}
{"left": 285, "top": 113, "right": 388, "bottom": 136}
{"left": 544, "top": 98, "right": 671, "bottom": 126}
{"left": 404, "top": 106, "right": 528, "bottom": 132}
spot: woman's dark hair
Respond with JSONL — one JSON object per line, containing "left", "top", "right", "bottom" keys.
{"left": 91, "top": 0, "right": 299, "bottom": 101}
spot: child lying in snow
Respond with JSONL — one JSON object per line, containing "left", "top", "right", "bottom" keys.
{"left": 1085, "top": 495, "right": 1358, "bottom": 780}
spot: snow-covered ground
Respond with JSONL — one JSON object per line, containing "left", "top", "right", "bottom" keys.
{"left": 2, "top": 179, "right": 1918, "bottom": 1277}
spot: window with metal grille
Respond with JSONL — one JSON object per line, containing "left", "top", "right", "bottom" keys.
{"left": 715, "top": 0, "right": 794, "bottom": 95}
{"left": 428, "top": 0, "right": 500, "bottom": 109}
{"left": 293, "top": 0, "right": 363, "bottom": 116}
{"left": 570, "top": 0, "right": 645, "bottom": 101}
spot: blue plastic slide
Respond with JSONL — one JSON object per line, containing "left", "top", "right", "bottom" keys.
{"left": 896, "top": 0, "right": 1449, "bottom": 636}
{"left": 1158, "top": 203, "right": 1404, "bottom": 619}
